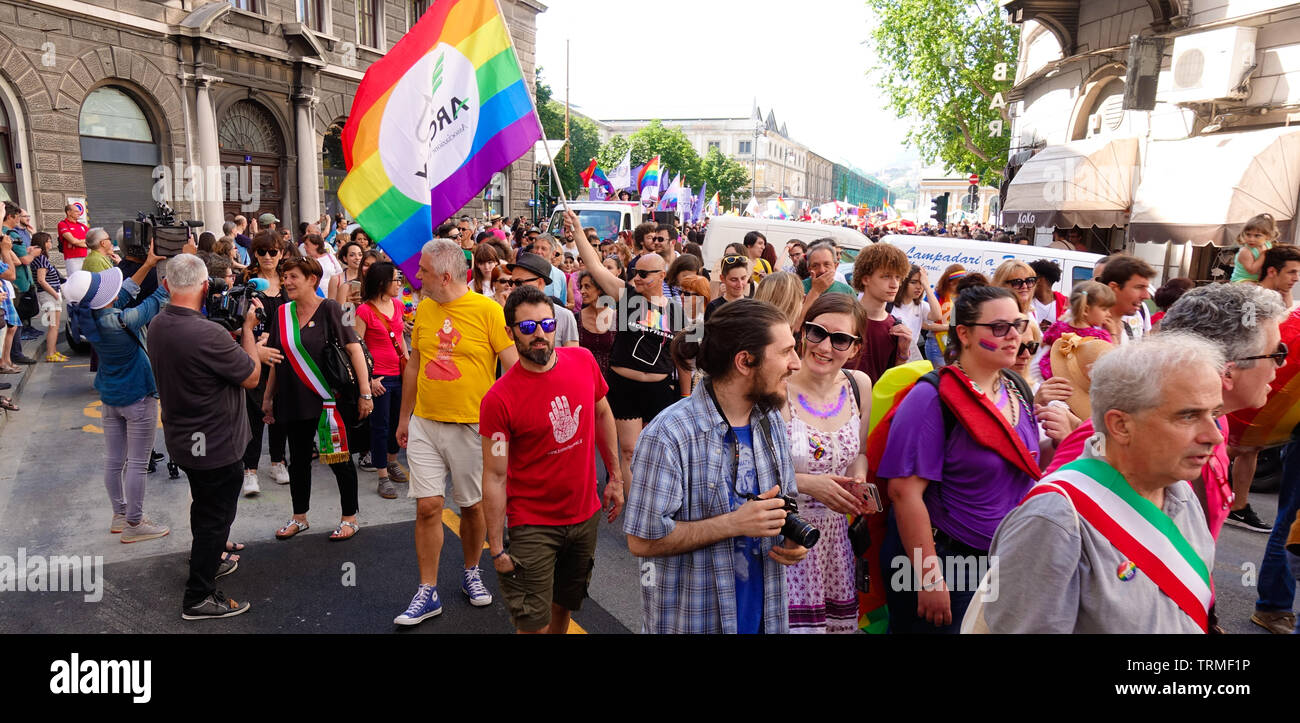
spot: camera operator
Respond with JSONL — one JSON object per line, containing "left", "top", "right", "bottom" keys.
{"left": 117, "top": 227, "right": 160, "bottom": 310}
{"left": 148, "top": 253, "right": 263, "bottom": 620}
{"left": 623, "top": 299, "right": 809, "bottom": 634}
{"left": 61, "top": 244, "right": 169, "bottom": 544}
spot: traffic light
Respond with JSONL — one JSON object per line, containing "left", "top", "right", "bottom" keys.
{"left": 930, "top": 193, "right": 950, "bottom": 227}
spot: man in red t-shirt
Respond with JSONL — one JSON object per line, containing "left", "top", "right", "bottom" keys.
{"left": 479, "top": 285, "right": 623, "bottom": 634}
{"left": 57, "top": 204, "right": 90, "bottom": 276}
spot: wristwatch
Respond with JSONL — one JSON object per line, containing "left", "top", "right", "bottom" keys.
{"left": 360, "top": 394, "right": 373, "bottom": 400}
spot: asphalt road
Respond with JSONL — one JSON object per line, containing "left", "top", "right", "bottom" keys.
{"left": 0, "top": 340, "right": 1289, "bottom": 635}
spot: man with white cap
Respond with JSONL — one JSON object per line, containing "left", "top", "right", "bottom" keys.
{"left": 63, "top": 245, "right": 169, "bottom": 543}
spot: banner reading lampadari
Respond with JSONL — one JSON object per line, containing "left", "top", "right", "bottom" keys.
{"left": 339, "top": 0, "right": 542, "bottom": 282}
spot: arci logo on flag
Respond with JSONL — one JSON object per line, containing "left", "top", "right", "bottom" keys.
{"left": 388, "top": 48, "right": 480, "bottom": 193}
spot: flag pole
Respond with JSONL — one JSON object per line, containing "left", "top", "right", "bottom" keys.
{"left": 493, "top": 0, "right": 573, "bottom": 218}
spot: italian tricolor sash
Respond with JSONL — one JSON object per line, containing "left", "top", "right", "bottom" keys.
{"left": 1023, "top": 458, "right": 1212, "bottom": 632}
{"left": 279, "top": 302, "right": 350, "bottom": 464}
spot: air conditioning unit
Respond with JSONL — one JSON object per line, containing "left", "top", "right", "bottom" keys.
{"left": 1158, "top": 26, "right": 1258, "bottom": 104}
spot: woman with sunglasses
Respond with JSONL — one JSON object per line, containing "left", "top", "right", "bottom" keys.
{"left": 992, "top": 259, "right": 1040, "bottom": 328}
{"left": 782, "top": 293, "right": 877, "bottom": 633}
{"left": 567, "top": 210, "right": 690, "bottom": 499}
{"left": 878, "top": 285, "right": 1048, "bottom": 633}
{"left": 355, "top": 261, "right": 410, "bottom": 499}
{"left": 704, "top": 255, "right": 754, "bottom": 321}
{"left": 241, "top": 232, "right": 291, "bottom": 491}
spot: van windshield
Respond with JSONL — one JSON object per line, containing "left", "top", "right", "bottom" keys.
{"left": 547, "top": 210, "right": 622, "bottom": 241}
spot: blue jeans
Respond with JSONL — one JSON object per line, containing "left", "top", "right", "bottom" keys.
{"left": 924, "top": 334, "right": 946, "bottom": 369}
{"left": 880, "top": 509, "right": 981, "bottom": 634}
{"left": 1256, "top": 436, "right": 1300, "bottom": 613}
{"left": 102, "top": 396, "right": 157, "bottom": 525}
{"left": 368, "top": 374, "right": 402, "bottom": 468}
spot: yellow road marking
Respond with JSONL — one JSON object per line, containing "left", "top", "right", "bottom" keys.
{"left": 66, "top": 364, "right": 89, "bottom": 368}
{"left": 440, "top": 507, "right": 586, "bottom": 634}
{"left": 82, "top": 400, "right": 162, "bottom": 431}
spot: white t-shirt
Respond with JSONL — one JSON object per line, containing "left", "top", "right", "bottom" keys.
{"left": 892, "top": 299, "right": 930, "bottom": 362}
{"left": 1031, "top": 296, "right": 1058, "bottom": 329}
{"left": 315, "top": 254, "right": 343, "bottom": 296}
{"left": 1115, "top": 305, "right": 1151, "bottom": 345}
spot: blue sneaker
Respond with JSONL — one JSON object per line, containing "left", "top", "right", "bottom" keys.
{"left": 461, "top": 566, "right": 492, "bottom": 606}
{"left": 393, "top": 584, "right": 441, "bottom": 625}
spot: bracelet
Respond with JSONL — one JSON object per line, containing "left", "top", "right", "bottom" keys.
{"left": 491, "top": 549, "right": 509, "bottom": 560}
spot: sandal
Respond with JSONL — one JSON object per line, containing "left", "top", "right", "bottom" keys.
{"left": 328, "top": 520, "right": 359, "bottom": 541}
{"left": 275, "top": 519, "right": 309, "bottom": 540}
{"left": 0, "top": 397, "right": 17, "bottom": 412}
{"left": 0, "top": 365, "right": 21, "bottom": 374}
{"left": 45, "top": 352, "right": 69, "bottom": 362}
{"left": 226, "top": 541, "right": 245, "bottom": 552}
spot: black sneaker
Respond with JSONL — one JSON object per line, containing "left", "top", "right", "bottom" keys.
{"left": 215, "top": 556, "right": 238, "bottom": 579}
{"left": 1226, "top": 504, "right": 1272, "bottom": 533}
{"left": 181, "top": 592, "right": 250, "bottom": 620}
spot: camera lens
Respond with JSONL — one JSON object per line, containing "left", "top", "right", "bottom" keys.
{"left": 782, "top": 512, "right": 820, "bottom": 548}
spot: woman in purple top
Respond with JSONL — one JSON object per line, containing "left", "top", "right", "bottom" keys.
{"left": 878, "top": 285, "right": 1044, "bottom": 633}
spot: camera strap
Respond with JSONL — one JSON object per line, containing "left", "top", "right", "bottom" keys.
{"left": 703, "top": 378, "right": 773, "bottom": 504}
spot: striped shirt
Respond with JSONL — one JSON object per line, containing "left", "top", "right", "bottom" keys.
{"left": 623, "top": 382, "right": 798, "bottom": 634}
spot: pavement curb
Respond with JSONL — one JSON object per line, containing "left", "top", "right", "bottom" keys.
{"left": 0, "top": 337, "right": 39, "bottom": 435}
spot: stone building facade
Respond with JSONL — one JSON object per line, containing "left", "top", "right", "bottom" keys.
{"left": 0, "top": 0, "right": 544, "bottom": 245}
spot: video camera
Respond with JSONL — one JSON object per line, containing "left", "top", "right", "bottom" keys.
{"left": 206, "top": 276, "right": 269, "bottom": 331}
{"left": 122, "top": 202, "right": 204, "bottom": 259}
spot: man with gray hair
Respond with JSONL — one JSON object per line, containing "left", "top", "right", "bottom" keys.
{"left": 392, "top": 238, "right": 519, "bottom": 625}
{"left": 148, "top": 252, "right": 265, "bottom": 620}
{"left": 971, "top": 334, "right": 1222, "bottom": 633}
{"left": 1160, "top": 283, "right": 1286, "bottom": 539}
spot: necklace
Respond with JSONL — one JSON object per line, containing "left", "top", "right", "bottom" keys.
{"left": 797, "top": 385, "right": 848, "bottom": 419}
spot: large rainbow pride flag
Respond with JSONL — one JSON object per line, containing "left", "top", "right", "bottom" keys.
{"left": 339, "top": 0, "right": 541, "bottom": 281}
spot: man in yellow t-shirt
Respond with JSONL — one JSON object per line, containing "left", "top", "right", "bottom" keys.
{"left": 394, "top": 239, "right": 518, "bottom": 626}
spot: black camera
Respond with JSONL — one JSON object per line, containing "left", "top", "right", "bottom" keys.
{"left": 745, "top": 493, "right": 820, "bottom": 548}
{"left": 206, "top": 276, "right": 268, "bottom": 331}
{"left": 122, "top": 202, "right": 204, "bottom": 259}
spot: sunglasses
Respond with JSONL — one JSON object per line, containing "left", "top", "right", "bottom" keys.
{"left": 1235, "top": 341, "right": 1289, "bottom": 368}
{"left": 1018, "top": 341, "right": 1041, "bottom": 356}
{"left": 513, "top": 318, "right": 557, "bottom": 334}
{"left": 722, "top": 255, "right": 747, "bottom": 265}
{"left": 255, "top": 248, "right": 281, "bottom": 256}
{"left": 631, "top": 268, "right": 661, "bottom": 279}
{"left": 968, "top": 319, "right": 1031, "bottom": 338}
{"left": 1006, "top": 277, "right": 1038, "bottom": 289}
{"left": 803, "top": 322, "right": 861, "bottom": 351}
{"left": 506, "top": 276, "right": 542, "bottom": 287}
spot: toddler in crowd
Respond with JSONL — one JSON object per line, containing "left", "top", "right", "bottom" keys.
{"left": 1040, "top": 280, "right": 1115, "bottom": 379}
{"left": 1230, "top": 213, "right": 1280, "bottom": 283}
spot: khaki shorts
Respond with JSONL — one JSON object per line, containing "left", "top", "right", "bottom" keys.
{"left": 406, "top": 416, "right": 483, "bottom": 507}
{"left": 499, "top": 512, "right": 600, "bottom": 632}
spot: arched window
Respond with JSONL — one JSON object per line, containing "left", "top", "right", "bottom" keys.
{"left": 79, "top": 87, "right": 153, "bottom": 142}
{"left": 484, "top": 171, "right": 506, "bottom": 217}
{"left": 0, "top": 102, "right": 15, "bottom": 204}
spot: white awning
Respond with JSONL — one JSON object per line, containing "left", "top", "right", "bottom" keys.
{"left": 1129, "top": 126, "right": 1300, "bottom": 246}
{"left": 1001, "top": 136, "right": 1139, "bottom": 228}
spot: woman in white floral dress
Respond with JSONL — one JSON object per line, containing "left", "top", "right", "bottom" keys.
{"left": 782, "top": 293, "right": 877, "bottom": 633}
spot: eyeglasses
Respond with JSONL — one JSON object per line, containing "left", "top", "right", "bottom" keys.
{"left": 968, "top": 319, "right": 1030, "bottom": 338}
{"left": 255, "top": 248, "right": 280, "bottom": 256}
{"left": 513, "top": 318, "right": 557, "bottom": 335}
{"left": 1235, "top": 341, "right": 1289, "bottom": 368}
{"left": 803, "top": 322, "right": 861, "bottom": 351}
{"left": 493, "top": 278, "right": 511, "bottom": 286}
{"left": 1005, "top": 277, "right": 1038, "bottom": 289}
{"left": 1018, "top": 341, "right": 1041, "bottom": 356}
{"left": 631, "top": 268, "right": 662, "bottom": 279}
{"left": 507, "top": 275, "right": 543, "bottom": 287}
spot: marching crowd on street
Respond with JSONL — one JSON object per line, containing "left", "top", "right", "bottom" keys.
{"left": 7, "top": 199, "right": 1299, "bottom": 635}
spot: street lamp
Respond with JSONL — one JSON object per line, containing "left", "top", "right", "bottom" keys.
{"left": 751, "top": 116, "right": 762, "bottom": 202}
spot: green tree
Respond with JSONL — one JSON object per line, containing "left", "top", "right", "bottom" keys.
{"left": 697, "top": 147, "right": 751, "bottom": 209}
{"left": 596, "top": 135, "right": 630, "bottom": 174}
{"left": 596, "top": 120, "right": 703, "bottom": 192}
{"left": 535, "top": 68, "right": 601, "bottom": 198}
{"left": 865, "top": 0, "right": 1018, "bottom": 184}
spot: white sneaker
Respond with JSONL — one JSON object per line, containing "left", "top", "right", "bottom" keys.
{"left": 242, "top": 470, "right": 260, "bottom": 497}
{"left": 269, "top": 462, "right": 290, "bottom": 485}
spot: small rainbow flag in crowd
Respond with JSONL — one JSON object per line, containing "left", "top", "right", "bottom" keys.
{"left": 637, "top": 155, "right": 661, "bottom": 196}
{"left": 591, "top": 166, "right": 612, "bottom": 194}
{"left": 339, "top": 0, "right": 542, "bottom": 282}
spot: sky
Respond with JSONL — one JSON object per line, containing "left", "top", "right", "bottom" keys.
{"left": 533, "top": 0, "right": 923, "bottom": 176}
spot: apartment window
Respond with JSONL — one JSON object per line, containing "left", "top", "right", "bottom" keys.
{"left": 298, "top": 0, "right": 325, "bottom": 32}
{"left": 358, "top": 0, "right": 380, "bottom": 48}
{"left": 707, "top": 140, "right": 721, "bottom": 152}
{"left": 227, "top": 0, "right": 261, "bottom": 11}
{"left": 737, "top": 140, "right": 752, "bottom": 155}
{"left": 409, "top": 0, "right": 431, "bottom": 29}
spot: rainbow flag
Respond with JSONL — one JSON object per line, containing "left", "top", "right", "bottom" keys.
{"left": 339, "top": 0, "right": 542, "bottom": 282}
{"left": 637, "top": 155, "right": 660, "bottom": 196}
{"left": 579, "top": 157, "right": 597, "bottom": 186}
{"left": 591, "top": 166, "right": 612, "bottom": 194}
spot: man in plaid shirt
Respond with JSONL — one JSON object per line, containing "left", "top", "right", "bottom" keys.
{"left": 624, "top": 299, "right": 808, "bottom": 633}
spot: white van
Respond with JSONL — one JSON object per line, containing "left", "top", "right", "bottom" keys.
{"left": 546, "top": 200, "right": 645, "bottom": 240}
{"left": 873, "top": 234, "right": 1104, "bottom": 296}
{"left": 701, "top": 216, "right": 871, "bottom": 270}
